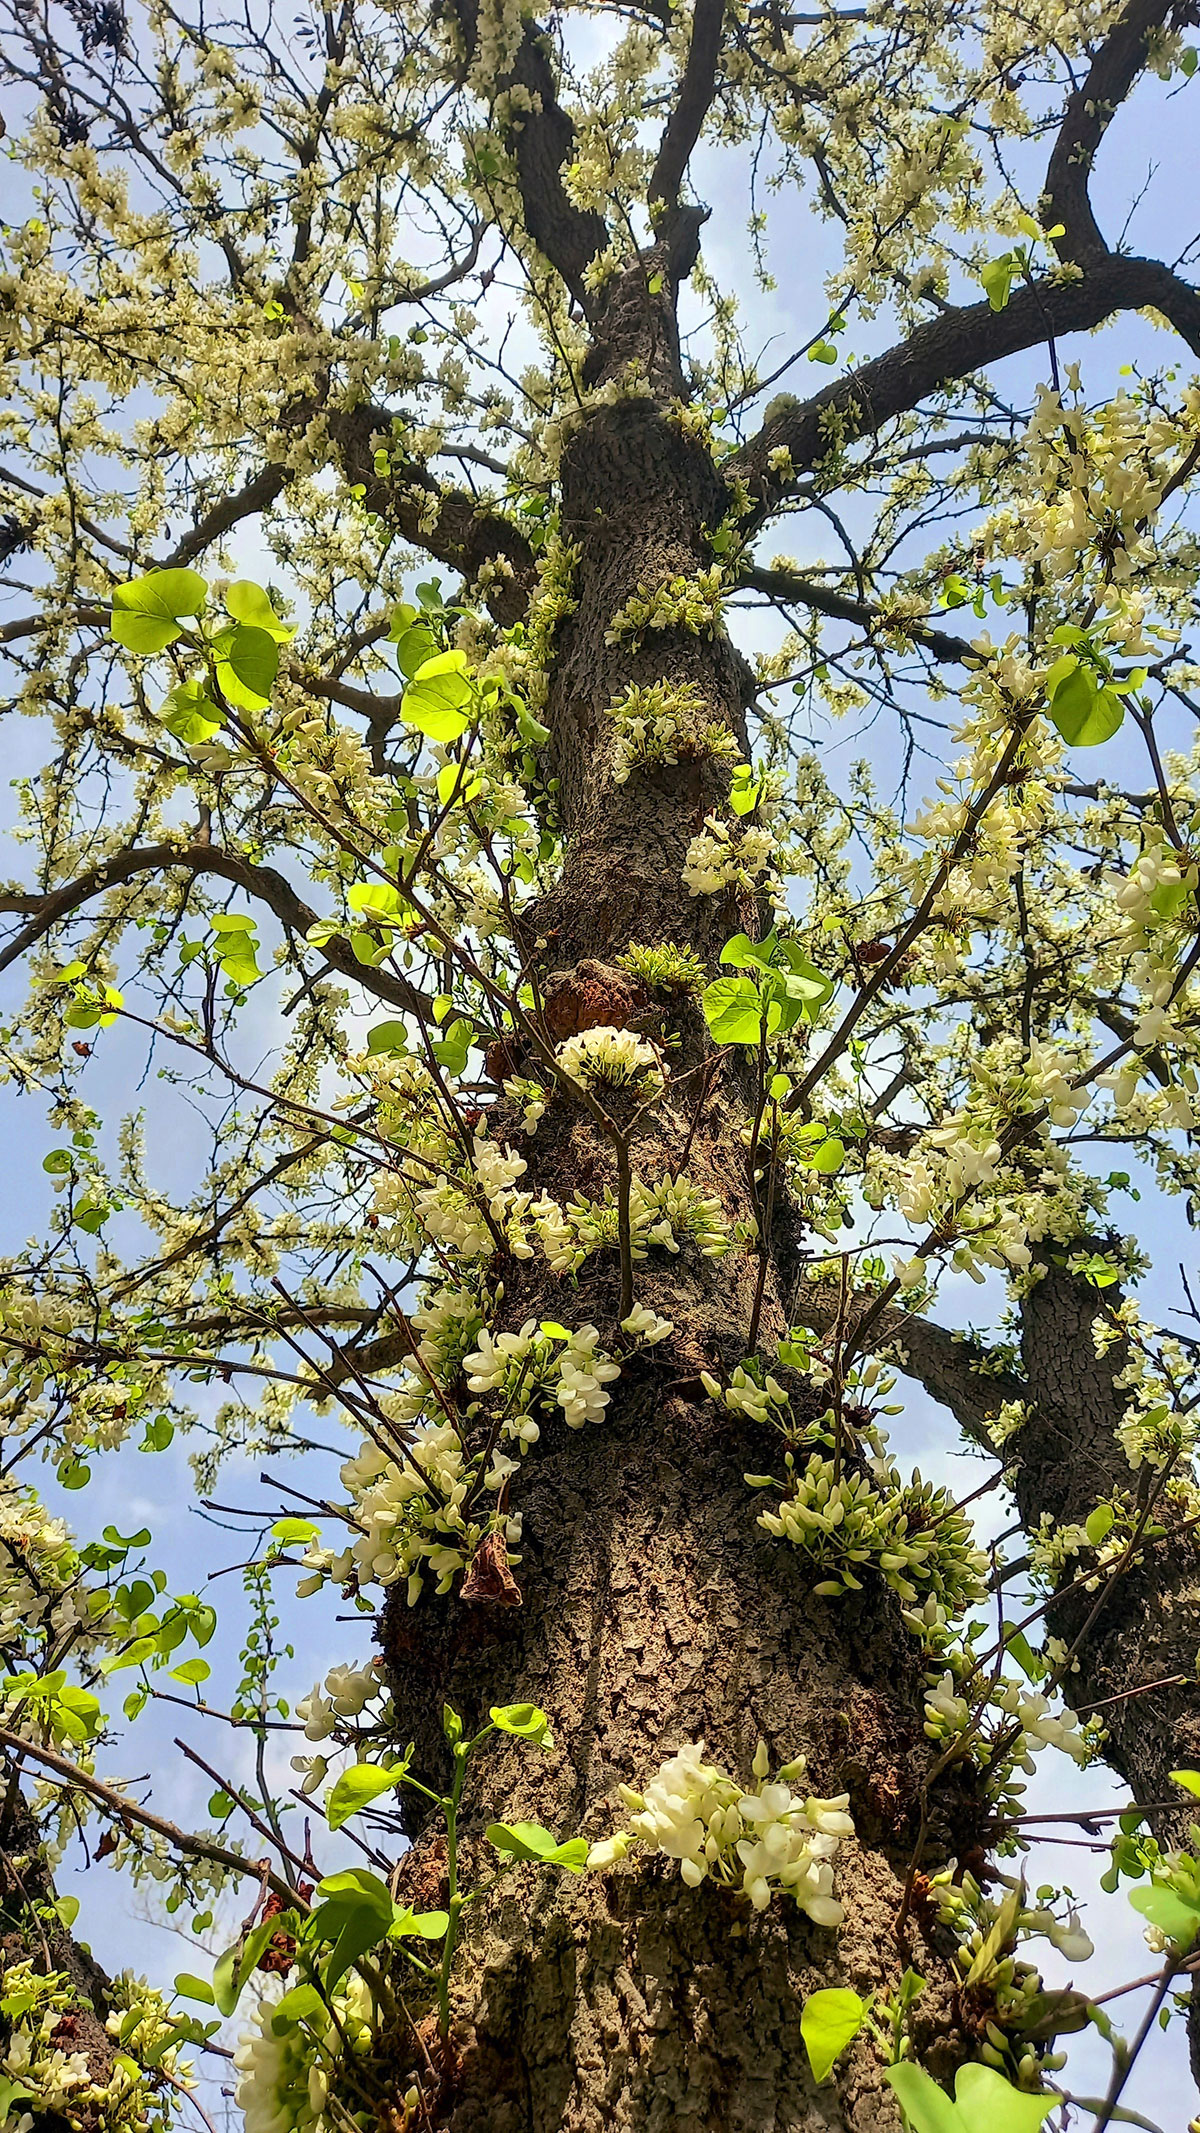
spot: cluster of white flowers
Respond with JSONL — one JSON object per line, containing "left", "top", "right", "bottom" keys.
{"left": 620, "top": 1304, "right": 674, "bottom": 1344}
{"left": 465, "top": 1318, "right": 621, "bottom": 1430}
{"left": 924, "top": 1668, "right": 1094, "bottom": 1778}
{"left": 296, "top": 1660, "right": 381, "bottom": 1741}
{"left": 0, "top": 1959, "right": 186, "bottom": 2133}
{"left": 604, "top": 679, "right": 738, "bottom": 786}
{"left": 701, "top": 1363, "right": 789, "bottom": 1425}
{"left": 756, "top": 1454, "right": 988, "bottom": 1614}
{"left": 235, "top": 1972, "right": 374, "bottom": 2133}
{"left": 555, "top": 1025, "right": 663, "bottom": 1092}
{"left": 503, "top": 1072, "right": 548, "bottom": 1132}
{"left": 327, "top": 1418, "right": 519, "bottom": 1604}
{"left": 1025, "top": 1040, "right": 1084, "bottom": 1131}
{"left": 587, "top": 1739, "right": 853, "bottom": 1924}
{"left": 1019, "top": 380, "right": 1199, "bottom": 589}
{"left": 529, "top": 1172, "right": 733, "bottom": 1276}
{"left": 683, "top": 815, "right": 776, "bottom": 897}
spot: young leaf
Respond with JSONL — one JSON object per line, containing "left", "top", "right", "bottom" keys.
{"left": 489, "top": 1701, "right": 554, "bottom": 1746}
{"left": 1170, "top": 1769, "right": 1200, "bottom": 1798}
{"left": 800, "top": 1987, "right": 865, "bottom": 2082}
{"left": 1129, "top": 1881, "right": 1200, "bottom": 1950}
{"left": 269, "top": 1983, "right": 326, "bottom": 2034}
{"left": 174, "top": 1974, "right": 215, "bottom": 2005}
{"left": 979, "top": 254, "right": 1016, "bottom": 311}
{"left": 366, "top": 1020, "right": 410, "bottom": 1055}
{"left": 169, "top": 1657, "right": 211, "bottom": 1686}
{"left": 1047, "top": 664, "right": 1125, "bottom": 747}
{"left": 389, "top": 1907, "right": 450, "bottom": 1940}
{"left": 216, "top": 624, "right": 279, "bottom": 710}
{"left": 224, "top": 580, "right": 295, "bottom": 641}
{"left": 486, "top": 1821, "right": 588, "bottom": 1871}
{"left": 111, "top": 569, "right": 207, "bottom": 653}
{"left": 702, "top": 974, "right": 764, "bottom": 1046}
{"left": 1085, "top": 1504, "right": 1114, "bottom": 1546}
{"left": 325, "top": 1761, "right": 408, "bottom": 1830}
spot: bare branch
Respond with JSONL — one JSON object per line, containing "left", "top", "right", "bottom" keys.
{"left": 1042, "top": 0, "right": 1177, "bottom": 268}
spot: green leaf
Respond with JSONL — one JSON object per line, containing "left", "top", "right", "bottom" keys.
{"left": 1003, "top": 1629, "right": 1040, "bottom": 1681}
{"left": 0, "top": 2081, "right": 35, "bottom": 2125}
{"left": 720, "top": 930, "right": 778, "bottom": 972}
{"left": 161, "top": 679, "right": 225, "bottom": 745}
{"left": 42, "top": 1150, "right": 73, "bottom": 1174}
{"left": 111, "top": 569, "right": 207, "bottom": 653}
{"left": 808, "top": 340, "right": 839, "bottom": 363}
{"left": 225, "top": 581, "right": 295, "bottom": 641}
{"left": 394, "top": 625, "right": 440, "bottom": 679}
{"left": 800, "top": 1988, "right": 865, "bottom": 2082}
{"left": 325, "top": 1761, "right": 408, "bottom": 1830}
{"left": 269, "top": 1983, "right": 325, "bottom": 2034}
{"left": 55, "top": 1896, "right": 80, "bottom": 1928}
{"left": 216, "top": 624, "right": 279, "bottom": 710}
{"left": 402, "top": 650, "right": 473, "bottom": 742}
{"left": 389, "top": 1907, "right": 450, "bottom": 1941}
{"left": 174, "top": 1974, "right": 215, "bottom": 2006}
{"left": 1129, "top": 1881, "right": 1200, "bottom": 1950}
{"left": 305, "top": 1869, "right": 396, "bottom": 1988}
{"left": 366, "top": 1021, "right": 410, "bottom": 1055}
{"left": 810, "top": 1137, "right": 845, "bottom": 1175}
{"left": 885, "top": 2063, "right": 1053, "bottom": 2133}
{"left": 884, "top": 2064, "right": 962, "bottom": 2133}
{"left": 432, "top": 1016, "right": 474, "bottom": 1075}
{"left": 702, "top": 974, "right": 764, "bottom": 1046}
{"left": 169, "top": 1657, "right": 211, "bottom": 1687}
{"left": 211, "top": 1914, "right": 292, "bottom": 2017}
{"left": 1047, "top": 664, "right": 1125, "bottom": 747}
{"left": 1085, "top": 1504, "right": 1115, "bottom": 1546}
{"left": 489, "top": 1701, "right": 554, "bottom": 1747}
{"left": 952, "top": 2065, "right": 1055, "bottom": 2133}
{"left": 1171, "top": 1770, "right": 1200, "bottom": 1798}
{"left": 271, "top": 1516, "right": 320, "bottom": 1545}
{"left": 979, "top": 255, "right": 1016, "bottom": 312}
{"left": 486, "top": 1821, "right": 588, "bottom": 1871}
{"left": 729, "top": 763, "right": 763, "bottom": 815}
{"left": 436, "top": 760, "right": 484, "bottom": 808}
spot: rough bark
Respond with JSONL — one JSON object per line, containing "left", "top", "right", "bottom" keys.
{"left": 370, "top": 258, "right": 992, "bottom": 2133}
{"left": 0, "top": 1793, "right": 121, "bottom": 2133}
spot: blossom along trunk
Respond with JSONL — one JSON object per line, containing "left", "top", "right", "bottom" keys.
{"left": 373, "top": 258, "right": 987, "bottom": 2133}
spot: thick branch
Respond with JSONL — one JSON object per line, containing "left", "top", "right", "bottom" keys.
{"left": 649, "top": 0, "right": 726, "bottom": 212}
{"left": 452, "top": 3, "right": 609, "bottom": 313}
{"left": 1042, "top": 0, "right": 1178, "bottom": 268}
{"left": 732, "top": 254, "right": 1200, "bottom": 531}
{"left": 328, "top": 406, "right": 536, "bottom": 624}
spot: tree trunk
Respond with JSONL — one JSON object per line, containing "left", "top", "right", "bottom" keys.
{"left": 374, "top": 258, "right": 986, "bottom": 2133}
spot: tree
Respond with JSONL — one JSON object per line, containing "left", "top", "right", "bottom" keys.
{"left": 1, "top": 0, "right": 1200, "bottom": 2125}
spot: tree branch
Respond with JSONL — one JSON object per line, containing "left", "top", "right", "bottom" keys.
{"left": 328, "top": 405, "right": 536, "bottom": 624}
{"left": 739, "top": 562, "right": 976, "bottom": 664}
{"left": 649, "top": 0, "right": 726, "bottom": 212}
{"left": 1042, "top": 0, "right": 1177, "bottom": 268}
{"left": 452, "top": 3, "right": 609, "bottom": 314}
{"left": 0, "top": 840, "right": 436, "bottom": 1022}
{"left": 731, "top": 254, "right": 1200, "bottom": 532}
